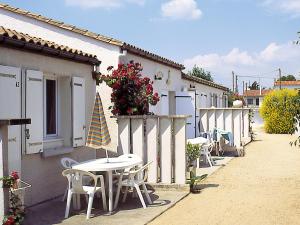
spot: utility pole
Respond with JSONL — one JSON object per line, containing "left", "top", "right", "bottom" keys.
{"left": 242, "top": 81, "right": 245, "bottom": 95}
{"left": 232, "top": 71, "right": 235, "bottom": 92}
{"left": 279, "top": 68, "right": 282, "bottom": 90}
{"left": 235, "top": 75, "right": 238, "bottom": 93}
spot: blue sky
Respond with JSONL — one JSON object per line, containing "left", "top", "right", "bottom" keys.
{"left": 2, "top": 0, "right": 300, "bottom": 90}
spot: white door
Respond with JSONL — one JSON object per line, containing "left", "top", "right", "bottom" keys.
{"left": 160, "top": 90, "right": 169, "bottom": 115}
{"left": 72, "top": 77, "right": 86, "bottom": 147}
{"left": 200, "top": 93, "right": 208, "bottom": 108}
{"left": 0, "top": 65, "right": 21, "bottom": 173}
{"left": 25, "top": 70, "right": 44, "bottom": 154}
{"left": 175, "top": 91, "right": 196, "bottom": 139}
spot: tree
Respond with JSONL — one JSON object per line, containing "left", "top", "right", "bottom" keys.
{"left": 188, "top": 65, "right": 213, "bottom": 82}
{"left": 278, "top": 75, "right": 296, "bottom": 81}
{"left": 249, "top": 81, "right": 260, "bottom": 90}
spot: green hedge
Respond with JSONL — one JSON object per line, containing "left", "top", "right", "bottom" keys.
{"left": 260, "top": 89, "right": 300, "bottom": 134}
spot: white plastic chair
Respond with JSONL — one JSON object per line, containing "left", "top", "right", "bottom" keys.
{"left": 62, "top": 169, "right": 107, "bottom": 219}
{"left": 61, "top": 158, "right": 79, "bottom": 201}
{"left": 201, "top": 142, "right": 215, "bottom": 167}
{"left": 116, "top": 162, "right": 152, "bottom": 209}
{"left": 113, "top": 154, "right": 143, "bottom": 181}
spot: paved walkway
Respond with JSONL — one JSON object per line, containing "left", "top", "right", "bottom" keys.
{"left": 150, "top": 129, "right": 300, "bottom": 225}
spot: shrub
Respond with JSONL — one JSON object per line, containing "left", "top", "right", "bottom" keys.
{"left": 186, "top": 143, "right": 201, "bottom": 166}
{"left": 260, "top": 89, "right": 300, "bottom": 134}
{"left": 99, "top": 61, "right": 160, "bottom": 115}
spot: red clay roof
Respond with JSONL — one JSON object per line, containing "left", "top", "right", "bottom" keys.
{"left": 0, "top": 3, "right": 184, "bottom": 70}
{"left": 243, "top": 89, "right": 272, "bottom": 97}
{"left": 274, "top": 81, "right": 300, "bottom": 86}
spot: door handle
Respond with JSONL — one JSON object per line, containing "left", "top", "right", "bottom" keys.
{"left": 8, "top": 137, "right": 16, "bottom": 142}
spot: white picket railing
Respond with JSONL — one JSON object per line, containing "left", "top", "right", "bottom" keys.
{"left": 198, "top": 108, "right": 251, "bottom": 147}
{"left": 114, "top": 115, "right": 189, "bottom": 185}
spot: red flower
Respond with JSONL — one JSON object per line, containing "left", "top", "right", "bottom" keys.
{"left": 11, "top": 171, "right": 19, "bottom": 180}
{"left": 112, "top": 82, "right": 121, "bottom": 90}
{"left": 4, "top": 216, "right": 15, "bottom": 225}
{"left": 126, "top": 108, "right": 133, "bottom": 114}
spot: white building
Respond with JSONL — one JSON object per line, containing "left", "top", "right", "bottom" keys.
{"left": 274, "top": 80, "right": 300, "bottom": 90}
{"left": 0, "top": 26, "right": 100, "bottom": 206}
{"left": 243, "top": 89, "right": 272, "bottom": 107}
{"left": 0, "top": 3, "right": 230, "bottom": 206}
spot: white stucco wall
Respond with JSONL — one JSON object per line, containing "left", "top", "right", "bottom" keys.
{"left": 120, "top": 53, "right": 183, "bottom": 115}
{"left": 0, "top": 46, "right": 99, "bottom": 206}
{"left": 181, "top": 79, "right": 227, "bottom": 107}
{"left": 0, "top": 9, "right": 122, "bottom": 150}
{"left": 274, "top": 85, "right": 300, "bottom": 90}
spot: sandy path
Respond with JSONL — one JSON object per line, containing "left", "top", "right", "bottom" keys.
{"left": 149, "top": 130, "right": 300, "bottom": 225}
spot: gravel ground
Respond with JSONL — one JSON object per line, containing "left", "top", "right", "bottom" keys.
{"left": 149, "top": 129, "right": 300, "bottom": 225}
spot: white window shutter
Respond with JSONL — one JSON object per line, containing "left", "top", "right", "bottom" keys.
{"left": 25, "top": 70, "right": 44, "bottom": 154}
{"left": 72, "top": 77, "right": 86, "bottom": 147}
{"left": 160, "top": 91, "right": 169, "bottom": 115}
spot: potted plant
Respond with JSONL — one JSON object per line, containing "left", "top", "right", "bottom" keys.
{"left": 1, "top": 171, "right": 26, "bottom": 225}
{"left": 186, "top": 142, "right": 201, "bottom": 179}
{"left": 187, "top": 172, "right": 208, "bottom": 193}
{"left": 99, "top": 61, "right": 160, "bottom": 115}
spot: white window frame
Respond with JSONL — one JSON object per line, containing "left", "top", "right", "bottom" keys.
{"left": 43, "top": 75, "right": 58, "bottom": 138}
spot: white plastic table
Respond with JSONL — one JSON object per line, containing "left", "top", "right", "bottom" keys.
{"left": 73, "top": 157, "right": 143, "bottom": 213}
{"left": 187, "top": 137, "right": 209, "bottom": 145}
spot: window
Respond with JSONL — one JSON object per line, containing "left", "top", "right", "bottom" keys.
{"left": 44, "top": 78, "right": 57, "bottom": 137}
{"left": 256, "top": 98, "right": 259, "bottom": 106}
{"left": 247, "top": 98, "right": 253, "bottom": 105}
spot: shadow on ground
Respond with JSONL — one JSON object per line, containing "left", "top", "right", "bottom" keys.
{"left": 23, "top": 189, "right": 188, "bottom": 225}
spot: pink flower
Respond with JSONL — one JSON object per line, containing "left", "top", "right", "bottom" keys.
{"left": 11, "top": 171, "right": 19, "bottom": 180}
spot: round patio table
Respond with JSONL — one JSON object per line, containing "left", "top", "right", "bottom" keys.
{"left": 73, "top": 157, "right": 143, "bottom": 213}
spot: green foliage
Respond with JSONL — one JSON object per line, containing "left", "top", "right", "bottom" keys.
{"left": 186, "top": 143, "right": 201, "bottom": 166}
{"left": 187, "top": 171, "right": 208, "bottom": 192}
{"left": 188, "top": 65, "right": 213, "bottom": 82}
{"left": 260, "top": 89, "right": 300, "bottom": 134}
{"left": 249, "top": 81, "right": 260, "bottom": 90}
{"left": 278, "top": 75, "right": 296, "bottom": 81}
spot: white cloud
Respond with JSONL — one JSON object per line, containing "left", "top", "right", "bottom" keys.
{"left": 161, "top": 0, "right": 202, "bottom": 20}
{"left": 65, "top": 0, "right": 145, "bottom": 9}
{"left": 262, "top": 0, "right": 300, "bottom": 17}
{"left": 184, "top": 41, "right": 300, "bottom": 89}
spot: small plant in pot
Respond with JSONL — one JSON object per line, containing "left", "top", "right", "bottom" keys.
{"left": 186, "top": 142, "right": 201, "bottom": 178}
{"left": 186, "top": 142, "right": 207, "bottom": 193}
{"left": 187, "top": 172, "right": 208, "bottom": 193}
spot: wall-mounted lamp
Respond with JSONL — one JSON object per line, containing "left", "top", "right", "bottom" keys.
{"left": 154, "top": 71, "right": 164, "bottom": 80}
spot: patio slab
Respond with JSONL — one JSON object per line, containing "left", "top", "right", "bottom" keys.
{"left": 23, "top": 189, "right": 189, "bottom": 225}
{"left": 196, "top": 155, "right": 235, "bottom": 177}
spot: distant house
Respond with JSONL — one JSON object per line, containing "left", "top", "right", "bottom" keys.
{"left": 243, "top": 89, "right": 272, "bottom": 107}
{"left": 274, "top": 80, "right": 300, "bottom": 90}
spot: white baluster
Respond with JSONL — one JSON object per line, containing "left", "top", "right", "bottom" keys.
{"left": 118, "top": 118, "right": 130, "bottom": 155}
{"left": 173, "top": 118, "right": 187, "bottom": 185}
{"left": 146, "top": 117, "right": 158, "bottom": 183}
{"left": 160, "top": 117, "right": 172, "bottom": 184}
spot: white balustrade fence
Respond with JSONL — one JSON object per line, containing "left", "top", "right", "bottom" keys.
{"left": 114, "top": 115, "right": 189, "bottom": 185}
{"left": 198, "top": 108, "right": 251, "bottom": 147}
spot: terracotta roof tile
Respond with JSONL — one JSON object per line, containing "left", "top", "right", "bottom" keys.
{"left": 0, "top": 26, "right": 100, "bottom": 64}
{"left": 243, "top": 89, "right": 272, "bottom": 97}
{"left": 181, "top": 73, "right": 229, "bottom": 91}
{"left": 0, "top": 3, "right": 184, "bottom": 70}
{"left": 274, "top": 80, "right": 300, "bottom": 86}
{"left": 122, "top": 43, "right": 185, "bottom": 70}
